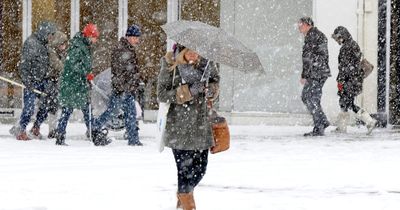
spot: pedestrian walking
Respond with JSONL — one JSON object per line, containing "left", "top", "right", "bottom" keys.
{"left": 55, "top": 23, "right": 108, "bottom": 146}
{"left": 157, "top": 44, "right": 220, "bottom": 210}
{"left": 92, "top": 24, "right": 143, "bottom": 146}
{"left": 15, "top": 21, "right": 56, "bottom": 140}
{"left": 298, "top": 17, "right": 331, "bottom": 136}
{"left": 331, "top": 26, "right": 377, "bottom": 134}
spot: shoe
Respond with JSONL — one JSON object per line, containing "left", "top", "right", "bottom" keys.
{"left": 304, "top": 121, "right": 329, "bottom": 137}
{"left": 29, "top": 126, "right": 43, "bottom": 139}
{"left": 48, "top": 130, "right": 57, "bottom": 139}
{"left": 92, "top": 129, "right": 112, "bottom": 146}
{"left": 55, "top": 133, "right": 68, "bottom": 146}
{"left": 16, "top": 131, "right": 31, "bottom": 141}
{"left": 303, "top": 130, "right": 324, "bottom": 137}
{"left": 128, "top": 141, "right": 143, "bottom": 146}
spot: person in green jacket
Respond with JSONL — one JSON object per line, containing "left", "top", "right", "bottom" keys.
{"left": 55, "top": 23, "right": 110, "bottom": 146}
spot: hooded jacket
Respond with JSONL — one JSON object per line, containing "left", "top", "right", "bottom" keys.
{"left": 332, "top": 26, "right": 363, "bottom": 95}
{"left": 19, "top": 21, "right": 56, "bottom": 88}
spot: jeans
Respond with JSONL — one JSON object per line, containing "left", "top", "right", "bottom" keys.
{"left": 301, "top": 78, "right": 329, "bottom": 129}
{"left": 173, "top": 149, "right": 209, "bottom": 193}
{"left": 19, "top": 80, "right": 49, "bottom": 131}
{"left": 56, "top": 103, "right": 91, "bottom": 136}
{"left": 93, "top": 92, "right": 139, "bottom": 144}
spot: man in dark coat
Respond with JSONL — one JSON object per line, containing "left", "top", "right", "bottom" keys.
{"left": 298, "top": 17, "right": 331, "bottom": 136}
{"left": 92, "top": 25, "right": 143, "bottom": 146}
{"left": 16, "top": 21, "right": 56, "bottom": 140}
{"left": 331, "top": 26, "right": 377, "bottom": 134}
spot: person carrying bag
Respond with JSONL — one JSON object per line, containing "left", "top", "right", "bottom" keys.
{"left": 157, "top": 43, "right": 222, "bottom": 210}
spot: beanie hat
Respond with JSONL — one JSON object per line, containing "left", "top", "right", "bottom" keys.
{"left": 126, "top": 25, "right": 141, "bottom": 37}
{"left": 83, "top": 23, "right": 99, "bottom": 38}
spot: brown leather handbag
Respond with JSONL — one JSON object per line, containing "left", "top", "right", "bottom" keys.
{"left": 361, "top": 58, "right": 374, "bottom": 78}
{"left": 210, "top": 113, "right": 230, "bottom": 154}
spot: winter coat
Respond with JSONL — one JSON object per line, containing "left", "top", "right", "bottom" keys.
{"left": 19, "top": 21, "right": 56, "bottom": 89}
{"left": 333, "top": 26, "right": 363, "bottom": 96}
{"left": 58, "top": 32, "right": 93, "bottom": 109}
{"left": 111, "top": 37, "right": 140, "bottom": 95}
{"left": 48, "top": 31, "right": 68, "bottom": 80}
{"left": 301, "top": 27, "right": 331, "bottom": 80}
{"left": 157, "top": 52, "right": 220, "bottom": 151}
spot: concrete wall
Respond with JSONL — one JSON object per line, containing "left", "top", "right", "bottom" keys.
{"left": 219, "top": 0, "right": 379, "bottom": 125}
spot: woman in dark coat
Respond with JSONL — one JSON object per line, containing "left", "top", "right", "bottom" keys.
{"left": 157, "top": 45, "right": 220, "bottom": 210}
{"left": 332, "top": 26, "right": 377, "bottom": 135}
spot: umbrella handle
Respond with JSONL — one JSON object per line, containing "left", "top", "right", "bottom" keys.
{"left": 201, "top": 60, "right": 211, "bottom": 88}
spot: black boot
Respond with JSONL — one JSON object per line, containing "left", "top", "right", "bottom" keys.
{"left": 304, "top": 121, "right": 330, "bottom": 137}
{"left": 55, "top": 133, "right": 68, "bottom": 146}
{"left": 92, "top": 129, "right": 112, "bottom": 146}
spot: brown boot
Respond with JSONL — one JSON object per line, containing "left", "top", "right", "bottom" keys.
{"left": 30, "top": 126, "right": 43, "bottom": 139}
{"left": 176, "top": 193, "right": 182, "bottom": 209}
{"left": 177, "top": 192, "right": 196, "bottom": 210}
{"left": 16, "top": 131, "right": 31, "bottom": 141}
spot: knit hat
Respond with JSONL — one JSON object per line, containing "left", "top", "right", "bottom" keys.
{"left": 83, "top": 23, "right": 99, "bottom": 38}
{"left": 126, "top": 25, "right": 141, "bottom": 37}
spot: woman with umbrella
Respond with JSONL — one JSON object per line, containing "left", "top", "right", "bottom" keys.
{"left": 157, "top": 44, "right": 220, "bottom": 210}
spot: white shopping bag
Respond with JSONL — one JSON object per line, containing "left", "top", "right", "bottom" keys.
{"left": 135, "top": 101, "right": 142, "bottom": 119}
{"left": 156, "top": 102, "right": 170, "bottom": 152}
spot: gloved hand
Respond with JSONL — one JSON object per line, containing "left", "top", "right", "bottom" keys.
{"left": 189, "top": 82, "right": 205, "bottom": 96}
{"left": 86, "top": 73, "right": 95, "bottom": 81}
{"left": 337, "top": 82, "right": 344, "bottom": 92}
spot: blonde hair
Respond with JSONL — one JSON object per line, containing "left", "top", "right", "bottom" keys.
{"left": 168, "top": 48, "right": 200, "bottom": 72}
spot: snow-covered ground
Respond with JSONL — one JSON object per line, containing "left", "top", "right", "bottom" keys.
{"left": 1, "top": 122, "right": 400, "bottom": 210}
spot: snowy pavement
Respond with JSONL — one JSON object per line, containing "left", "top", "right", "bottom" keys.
{"left": 0, "top": 122, "right": 400, "bottom": 210}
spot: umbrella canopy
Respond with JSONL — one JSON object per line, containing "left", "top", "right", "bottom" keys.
{"left": 161, "top": 20, "right": 264, "bottom": 73}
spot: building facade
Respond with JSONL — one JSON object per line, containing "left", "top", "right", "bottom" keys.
{"left": 0, "top": 0, "right": 399, "bottom": 126}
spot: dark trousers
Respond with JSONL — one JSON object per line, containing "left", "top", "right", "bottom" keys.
{"left": 93, "top": 92, "right": 139, "bottom": 144}
{"left": 339, "top": 92, "right": 360, "bottom": 113}
{"left": 19, "top": 80, "right": 49, "bottom": 131}
{"left": 172, "top": 149, "right": 208, "bottom": 193}
{"left": 301, "top": 78, "right": 329, "bottom": 129}
{"left": 56, "top": 104, "right": 91, "bottom": 136}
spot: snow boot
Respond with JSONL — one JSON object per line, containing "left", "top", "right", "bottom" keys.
{"left": 92, "top": 129, "right": 112, "bottom": 146}
{"left": 29, "top": 126, "right": 43, "bottom": 139}
{"left": 55, "top": 133, "right": 68, "bottom": 146}
{"left": 177, "top": 192, "right": 196, "bottom": 210}
{"left": 16, "top": 131, "right": 31, "bottom": 141}
{"left": 332, "top": 112, "right": 349, "bottom": 133}
{"left": 357, "top": 109, "right": 377, "bottom": 135}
